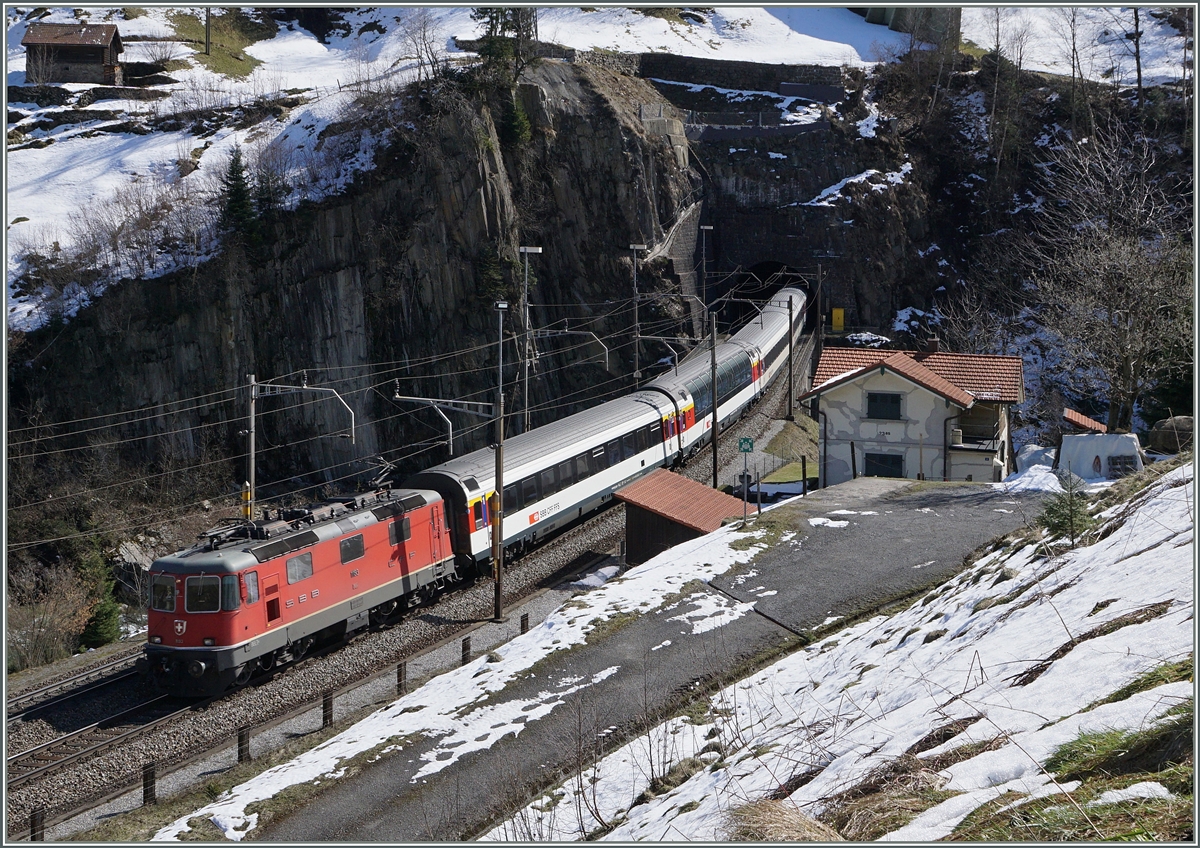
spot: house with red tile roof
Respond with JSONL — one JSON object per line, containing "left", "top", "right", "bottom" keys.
{"left": 798, "top": 340, "right": 1024, "bottom": 486}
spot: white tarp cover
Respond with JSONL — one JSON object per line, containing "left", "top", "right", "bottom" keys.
{"left": 1057, "top": 433, "right": 1144, "bottom": 480}
{"left": 1015, "top": 444, "right": 1056, "bottom": 473}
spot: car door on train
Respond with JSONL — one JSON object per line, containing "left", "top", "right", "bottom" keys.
{"left": 430, "top": 505, "right": 443, "bottom": 563}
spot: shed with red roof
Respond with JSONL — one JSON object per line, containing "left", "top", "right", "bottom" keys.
{"left": 614, "top": 469, "right": 754, "bottom": 565}
{"left": 21, "top": 23, "right": 124, "bottom": 85}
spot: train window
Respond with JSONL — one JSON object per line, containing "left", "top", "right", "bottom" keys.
{"left": 473, "top": 501, "right": 485, "bottom": 531}
{"left": 503, "top": 483, "right": 520, "bottom": 511}
{"left": 150, "top": 574, "right": 175, "bottom": 612}
{"left": 539, "top": 466, "right": 558, "bottom": 497}
{"left": 635, "top": 426, "right": 648, "bottom": 453}
{"left": 340, "top": 533, "right": 365, "bottom": 564}
{"left": 557, "top": 460, "right": 575, "bottom": 489}
{"left": 185, "top": 576, "right": 221, "bottom": 613}
{"left": 576, "top": 452, "right": 593, "bottom": 480}
{"left": 606, "top": 439, "right": 622, "bottom": 467}
{"left": 520, "top": 475, "right": 539, "bottom": 506}
{"left": 244, "top": 571, "right": 260, "bottom": 605}
{"left": 287, "top": 552, "right": 314, "bottom": 584}
{"left": 388, "top": 518, "right": 412, "bottom": 545}
{"left": 221, "top": 575, "right": 241, "bottom": 611}
{"left": 622, "top": 432, "right": 638, "bottom": 460}
{"left": 591, "top": 446, "right": 608, "bottom": 472}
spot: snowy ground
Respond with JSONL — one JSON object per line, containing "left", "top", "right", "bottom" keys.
{"left": 150, "top": 462, "right": 1192, "bottom": 842}
{"left": 7, "top": 6, "right": 1189, "bottom": 332}
{"left": 961, "top": 6, "right": 1191, "bottom": 87}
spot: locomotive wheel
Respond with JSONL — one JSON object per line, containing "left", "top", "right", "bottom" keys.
{"left": 234, "top": 664, "right": 254, "bottom": 686}
{"left": 371, "top": 600, "right": 399, "bottom": 626}
{"left": 259, "top": 652, "right": 275, "bottom": 671}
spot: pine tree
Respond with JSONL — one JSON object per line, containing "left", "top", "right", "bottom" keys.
{"left": 220, "top": 145, "right": 261, "bottom": 247}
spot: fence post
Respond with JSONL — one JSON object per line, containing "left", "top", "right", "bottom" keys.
{"left": 142, "top": 762, "right": 157, "bottom": 805}
{"left": 322, "top": 691, "right": 334, "bottom": 728}
{"left": 520, "top": 612, "right": 530, "bottom": 634}
{"left": 396, "top": 662, "right": 407, "bottom": 696}
{"left": 850, "top": 440, "right": 857, "bottom": 479}
{"left": 30, "top": 808, "right": 45, "bottom": 841}
{"left": 802, "top": 456, "right": 808, "bottom": 495}
{"left": 238, "top": 727, "right": 251, "bottom": 763}
{"left": 461, "top": 637, "right": 471, "bottom": 666}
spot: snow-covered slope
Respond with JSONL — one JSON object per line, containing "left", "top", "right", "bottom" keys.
{"left": 487, "top": 463, "right": 1194, "bottom": 841}
{"left": 6, "top": 7, "right": 1190, "bottom": 332}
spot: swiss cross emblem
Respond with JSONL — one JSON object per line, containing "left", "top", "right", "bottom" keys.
{"left": 528, "top": 512, "right": 538, "bottom": 525}
{"left": 174, "top": 620, "right": 187, "bottom": 635}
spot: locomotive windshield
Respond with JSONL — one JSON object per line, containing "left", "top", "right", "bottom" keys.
{"left": 150, "top": 573, "right": 175, "bottom": 612}
{"left": 185, "top": 576, "right": 221, "bottom": 612}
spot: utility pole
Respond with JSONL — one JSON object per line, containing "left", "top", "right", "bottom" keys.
{"left": 710, "top": 312, "right": 719, "bottom": 489}
{"left": 630, "top": 243, "right": 646, "bottom": 387}
{"left": 699, "top": 224, "right": 713, "bottom": 337}
{"left": 492, "top": 300, "right": 508, "bottom": 622}
{"left": 519, "top": 246, "right": 542, "bottom": 434}
{"left": 245, "top": 374, "right": 256, "bottom": 521}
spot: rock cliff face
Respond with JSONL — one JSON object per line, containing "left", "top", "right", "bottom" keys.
{"left": 9, "top": 62, "right": 697, "bottom": 490}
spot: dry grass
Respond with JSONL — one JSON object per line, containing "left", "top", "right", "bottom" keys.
{"left": 726, "top": 799, "right": 844, "bottom": 841}
{"left": 764, "top": 417, "right": 820, "bottom": 465}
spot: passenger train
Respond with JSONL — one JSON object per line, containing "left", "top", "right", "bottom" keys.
{"left": 144, "top": 288, "right": 807, "bottom": 696}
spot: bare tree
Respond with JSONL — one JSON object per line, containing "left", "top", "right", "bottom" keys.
{"left": 1028, "top": 125, "right": 1192, "bottom": 431}
{"left": 397, "top": 7, "right": 441, "bottom": 82}
{"left": 141, "top": 38, "right": 179, "bottom": 67}
{"left": 25, "top": 45, "right": 57, "bottom": 85}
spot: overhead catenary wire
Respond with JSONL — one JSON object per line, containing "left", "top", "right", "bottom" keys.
{"left": 11, "top": 296, "right": 778, "bottom": 548}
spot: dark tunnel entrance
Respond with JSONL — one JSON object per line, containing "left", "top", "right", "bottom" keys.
{"left": 710, "top": 261, "right": 815, "bottom": 335}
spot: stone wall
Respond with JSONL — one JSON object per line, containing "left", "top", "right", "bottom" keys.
{"left": 637, "top": 53, "right": 844, "bottom": 91}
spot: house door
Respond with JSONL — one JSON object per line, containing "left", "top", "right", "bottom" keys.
{"left": 864, "top": 453, "right": 905, "bottom": 478}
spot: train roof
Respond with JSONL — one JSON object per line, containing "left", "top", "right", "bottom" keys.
{"left": 409, "top": 390, "right": 671, "bottom": 489}
{"left": 152, "top": 488, "right": 439, "bottom": 574}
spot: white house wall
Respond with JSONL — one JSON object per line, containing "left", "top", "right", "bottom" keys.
{"left": 818, "top": 370, "right": 965, "bottom": 486}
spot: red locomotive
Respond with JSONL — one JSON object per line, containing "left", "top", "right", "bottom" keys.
{"left": 144, "top": 488, "right": 460, "bottom": 696}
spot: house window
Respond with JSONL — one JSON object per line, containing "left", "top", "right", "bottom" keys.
{"left": 866, "top": 392, "right": 902, "bottom": 420}
{"left": 864, "top": 453, "right": 905, "bottom": 478}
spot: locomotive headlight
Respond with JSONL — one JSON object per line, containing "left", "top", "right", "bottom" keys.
{"left": 149, "top": 635, "right": 162, "bottom": 644}
{"left": 187, "top": 660, "right": 208, "bottom": 678}
{"left": 203, "top": 638, "right": 215, "bottom": 646}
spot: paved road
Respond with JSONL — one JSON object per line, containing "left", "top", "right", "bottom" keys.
{"left": 260, "top": 479, "right": 1043, "bottom": 842}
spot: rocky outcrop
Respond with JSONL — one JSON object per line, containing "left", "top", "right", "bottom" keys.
{"left": 8, "top": 62, "right": 698, "bottom": 490}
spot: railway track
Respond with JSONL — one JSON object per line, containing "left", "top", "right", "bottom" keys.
{"left": 6, "top": 332, "right": 813, "bottom": 838}
{"left": 6, "top": 653, "right": 142, "bottom": 721}
{"left": 7, "top": 695, "right": 199, "bottom": 790}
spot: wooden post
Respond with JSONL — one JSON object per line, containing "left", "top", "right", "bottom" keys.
{"left": 520, "top": 612, "right": 530, "bottom": 634}
{"left": 142, "top": 762, "right": 157, "bottom": 805}
{"left": 461, "top": 636, "right": 471, "bottom": 666}
{"left": 802, "top": 455, "right": 808, "bottom": 495}
{"left": 322, "top": 691, "right": 333, "bottom": 728}
{"left": 238, "top": 727, "right": 251, "bottom": 763}
{"left": 396, "top": 662, "right": 407, "bottom": 696}
{"left": 850, "top": 440, "right": 857, "bottom": 479}
{"left": 30, "top": 808, "right": 45, "bottom": 841}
